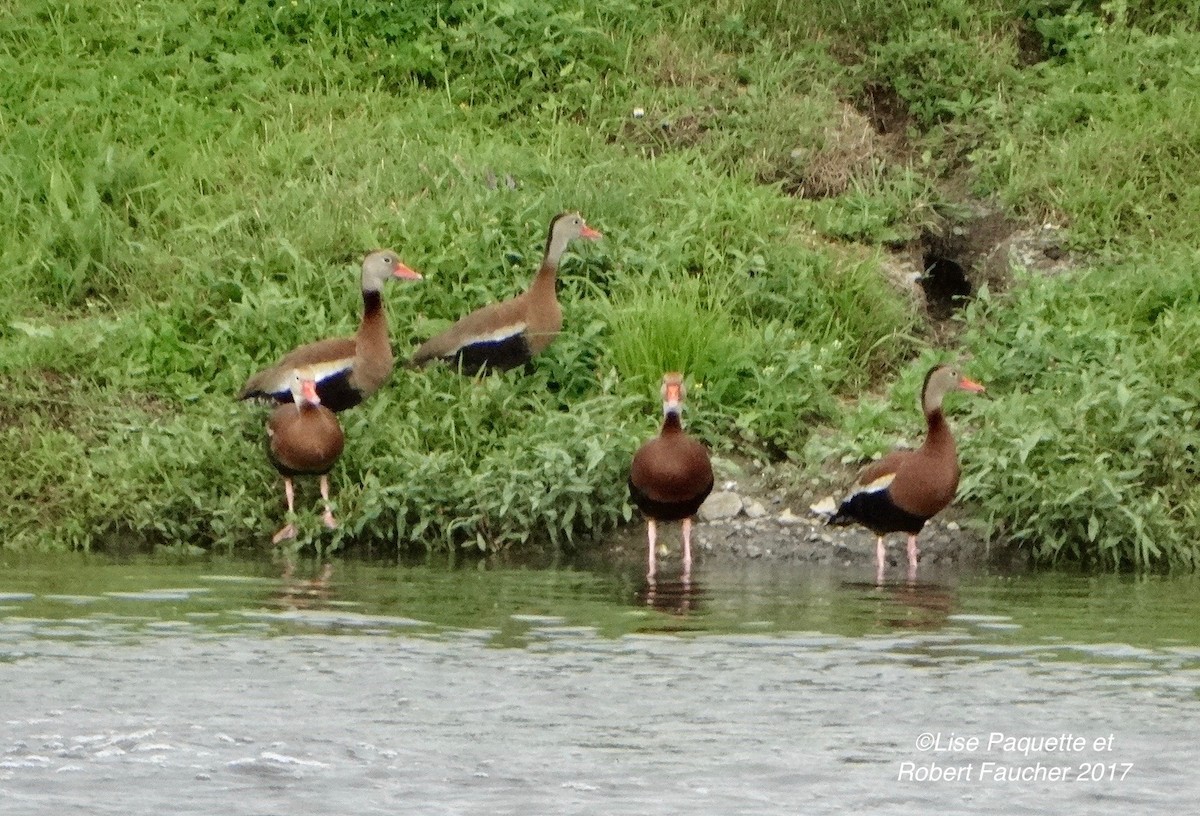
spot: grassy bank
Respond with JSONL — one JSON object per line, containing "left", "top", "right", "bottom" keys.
{"left": 2, "top": 1, "right": 1199, "bottom": 568}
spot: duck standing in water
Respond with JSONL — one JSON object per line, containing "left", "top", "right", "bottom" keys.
{"left": 829, "top": 364, "right": 985, "bottom": 582}
{"left": 266, "top": 367, "right": 345, "bottom": 544}
{"left": 629, "top": 372, "right": 714, "bottom": 581}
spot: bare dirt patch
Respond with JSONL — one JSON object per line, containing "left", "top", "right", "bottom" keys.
{"left": 768, "top": 82, "right": 917, "bottom": 200}
{"left": 771, "top": 103, "right": 887, "bottom": 199}
{"left": 618, "top": 109, "right": 715, "bottom": 158}
{"left": 877, "top": 196, "right": 1078, "bottom": 334}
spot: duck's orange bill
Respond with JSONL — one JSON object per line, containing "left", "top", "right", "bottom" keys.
{"left": 393, "top": 261, "right": 423, "bottom": 280}
{"left": 301, "top": 380, "right": 321, "bottom": 404}
{"left": 580, "top": 224, "right": 603, "bottom": 240}
{"left": 960, "top": 377, "right": 986, "bottom": 393}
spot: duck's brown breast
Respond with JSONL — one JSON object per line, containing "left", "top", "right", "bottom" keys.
{"left": 268, "top": 405, "right": 345, "bottom": 476}
{"left": 888, "top": 415, "right": 959, "bottom": 518}
{"left": 629, "top": 426, "right": 714, "bottom": 523}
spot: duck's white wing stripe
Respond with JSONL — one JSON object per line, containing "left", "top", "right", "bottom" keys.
{"left": 454, "top": 322, "right": 527, "bottom": 351}
{"left": 260, "top": 357, "right": 355, "bottom": 393}
{"left": 308, "top": 357, "right": 355, "bottom": 382}
{"left": 849, "top": 472, "right": 896, "bottom": 498}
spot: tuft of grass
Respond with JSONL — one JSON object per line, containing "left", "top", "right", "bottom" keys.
{"left": 605, "top": 276, "right": 747, "bottom": 391}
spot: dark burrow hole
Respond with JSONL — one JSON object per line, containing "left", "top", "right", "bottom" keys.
{"left": 919, "top": 253, "right": 972, "bottom": 319}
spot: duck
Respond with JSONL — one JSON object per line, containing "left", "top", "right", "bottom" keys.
{"left": 828, "top": 364, "right": 985, "bottom": 582}
{"left": 266, "top": 367, "right": 346, "bottom": 544}
{"left": 408, "top": 212, "right": 601, "bottom": 374}
{"left": 239, "top": 249, "right": 422, "bottom": 412}
{"left": 629, "top": 372, "right": 714, "bottom": 580}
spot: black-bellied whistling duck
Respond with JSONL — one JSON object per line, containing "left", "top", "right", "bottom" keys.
{"left": 829, "top": 364, "right": 985, "bottom": 582}
{"left": 408, "top": 212, "right": 601, "bottom": 374}
{"left": 266, "top": 368, "right": 345, "bottom": 544}
{"left": 240, "top": 250, "right": 422, "bottom": 412}
{"left": 629, "top": 372, "right": 714, "bottom": 580}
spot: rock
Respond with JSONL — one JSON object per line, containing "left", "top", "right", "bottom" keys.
{"left": 744, "top": 500, "right": 768, "bottom": 519}
{"left": 777, "top": 508, "right": 804, "bottom": 525}
{"left": 809, "top": 496, "right": 838, "bottom": 516}
{"left": 699, "top": 491, "right": 743, "bottom": 521}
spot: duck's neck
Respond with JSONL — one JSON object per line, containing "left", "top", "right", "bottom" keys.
{"left": 661, "top": 409, "right": 683, "bottom": 435}
{"left": 357, "top": 288, "right": 390, "bottom": 362}
{"left": 922, "top": 408, "right": 955, "bottom": 455}
{"left": 530, "top": 228, "right": 572, "bottom": 294}
{"left": 362, "top": 289, "right": 383, "bottom": 319}
{"left": 530, "top": 241, "right": 568, "bottom": 300}
{"left": 528, "top": 259, "right": 558, "bottom": 300}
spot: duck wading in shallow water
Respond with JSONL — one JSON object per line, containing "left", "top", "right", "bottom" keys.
{"left": 829, "top": 364, "right": 985, "bottom": 582}
{"left": 239, "top": 250, "right": 422, "bottom": 412}
{"left": 408, "top": 212, "right": 601, "bottom": 374}
{"left": 266, "top": 367, "right": 345, "bottom": 544}
{"left": 629, "top": 373, "right": 714, "bottom": 581}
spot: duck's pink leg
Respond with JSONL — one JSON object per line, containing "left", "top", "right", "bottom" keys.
{"left": 273, "top": 478, "right": 298, "bottom": 544}
{"left": 646, "top": 520, "right": 658, "bottom": 580}
{"left": 320, "top": 475, "right": 337, "bottom": 529}
{"left": 681, "top": 517, "right": 694, "bottom": 580}
{"left": 906, "top": 534, "right": 920, "bottom": 581}
{"left": 875, "top": 536, "right": 886, "bottom": 585}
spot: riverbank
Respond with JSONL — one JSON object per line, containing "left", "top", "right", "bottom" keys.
{"left": 603, "top": 457, "right": 1030, "bottom": 575}
{"left": 4, "top": 2, "right": 1200, "bottom": 568}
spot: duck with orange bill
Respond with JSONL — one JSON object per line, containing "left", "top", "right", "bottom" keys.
{"left": 409, "top": 212, "right": 601, "bottom": 374}
{"left": 828, "top": 364, "right": 985, "bottom": 582}
{"left": 266, "top": 367, "right": 345, "bottom": 544}
{"left": 629, "top": 372, "right": 714, "bottom": 581}
{"left": 240, "top": 249, "right": 422, "bottom": 412}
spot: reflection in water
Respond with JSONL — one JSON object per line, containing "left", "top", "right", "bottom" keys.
{"left": 881, "top": 579, "right": 957, "bottom": 630}
{"left": 639, "top": 576, "right": 705, "bottom": 617}
{"left": 1, "top": 555, "right": 1198, "bottom": 816}
{"left": 841, "top": 576, "right": 958, "bottom": 631}
{"left": 274, "top": 561, "right": 335, "bottom": 610}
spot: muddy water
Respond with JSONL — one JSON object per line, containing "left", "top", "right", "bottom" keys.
{"left": 1, "top": 553, "right": 1198, "bottom": 814}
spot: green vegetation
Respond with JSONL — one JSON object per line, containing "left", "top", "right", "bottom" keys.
{"left": 3, "top": 1, "right": 1199, "bottom": 569}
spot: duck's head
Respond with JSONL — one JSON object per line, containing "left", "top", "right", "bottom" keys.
{"left": 362, "top": 249, "right": 422, "bottom": 292}
{"left": 288, "top": 367, "right": 322, "bottom": 408}
{"left": 922, "top": 364, "right": 985, "bottom": 415}
{"left": 544, "top": 212, "right": 602, "bottom": 261}
{"left": 660, "top": 371, "right": 686, "bottom": 417}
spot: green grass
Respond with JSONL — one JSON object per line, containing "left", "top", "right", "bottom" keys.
{"left": 978, "top": 22, "right": 1200, "bottom": 246}
{"left": 3, "top": 0, "right": 1200, "bottom": 568}
{"left": 956, "top": 250, "right": 1200, "bottom": 570}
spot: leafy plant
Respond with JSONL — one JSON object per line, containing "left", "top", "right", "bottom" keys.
{"left": 957, "top": 255, "right": 1200, "bottom": 570}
